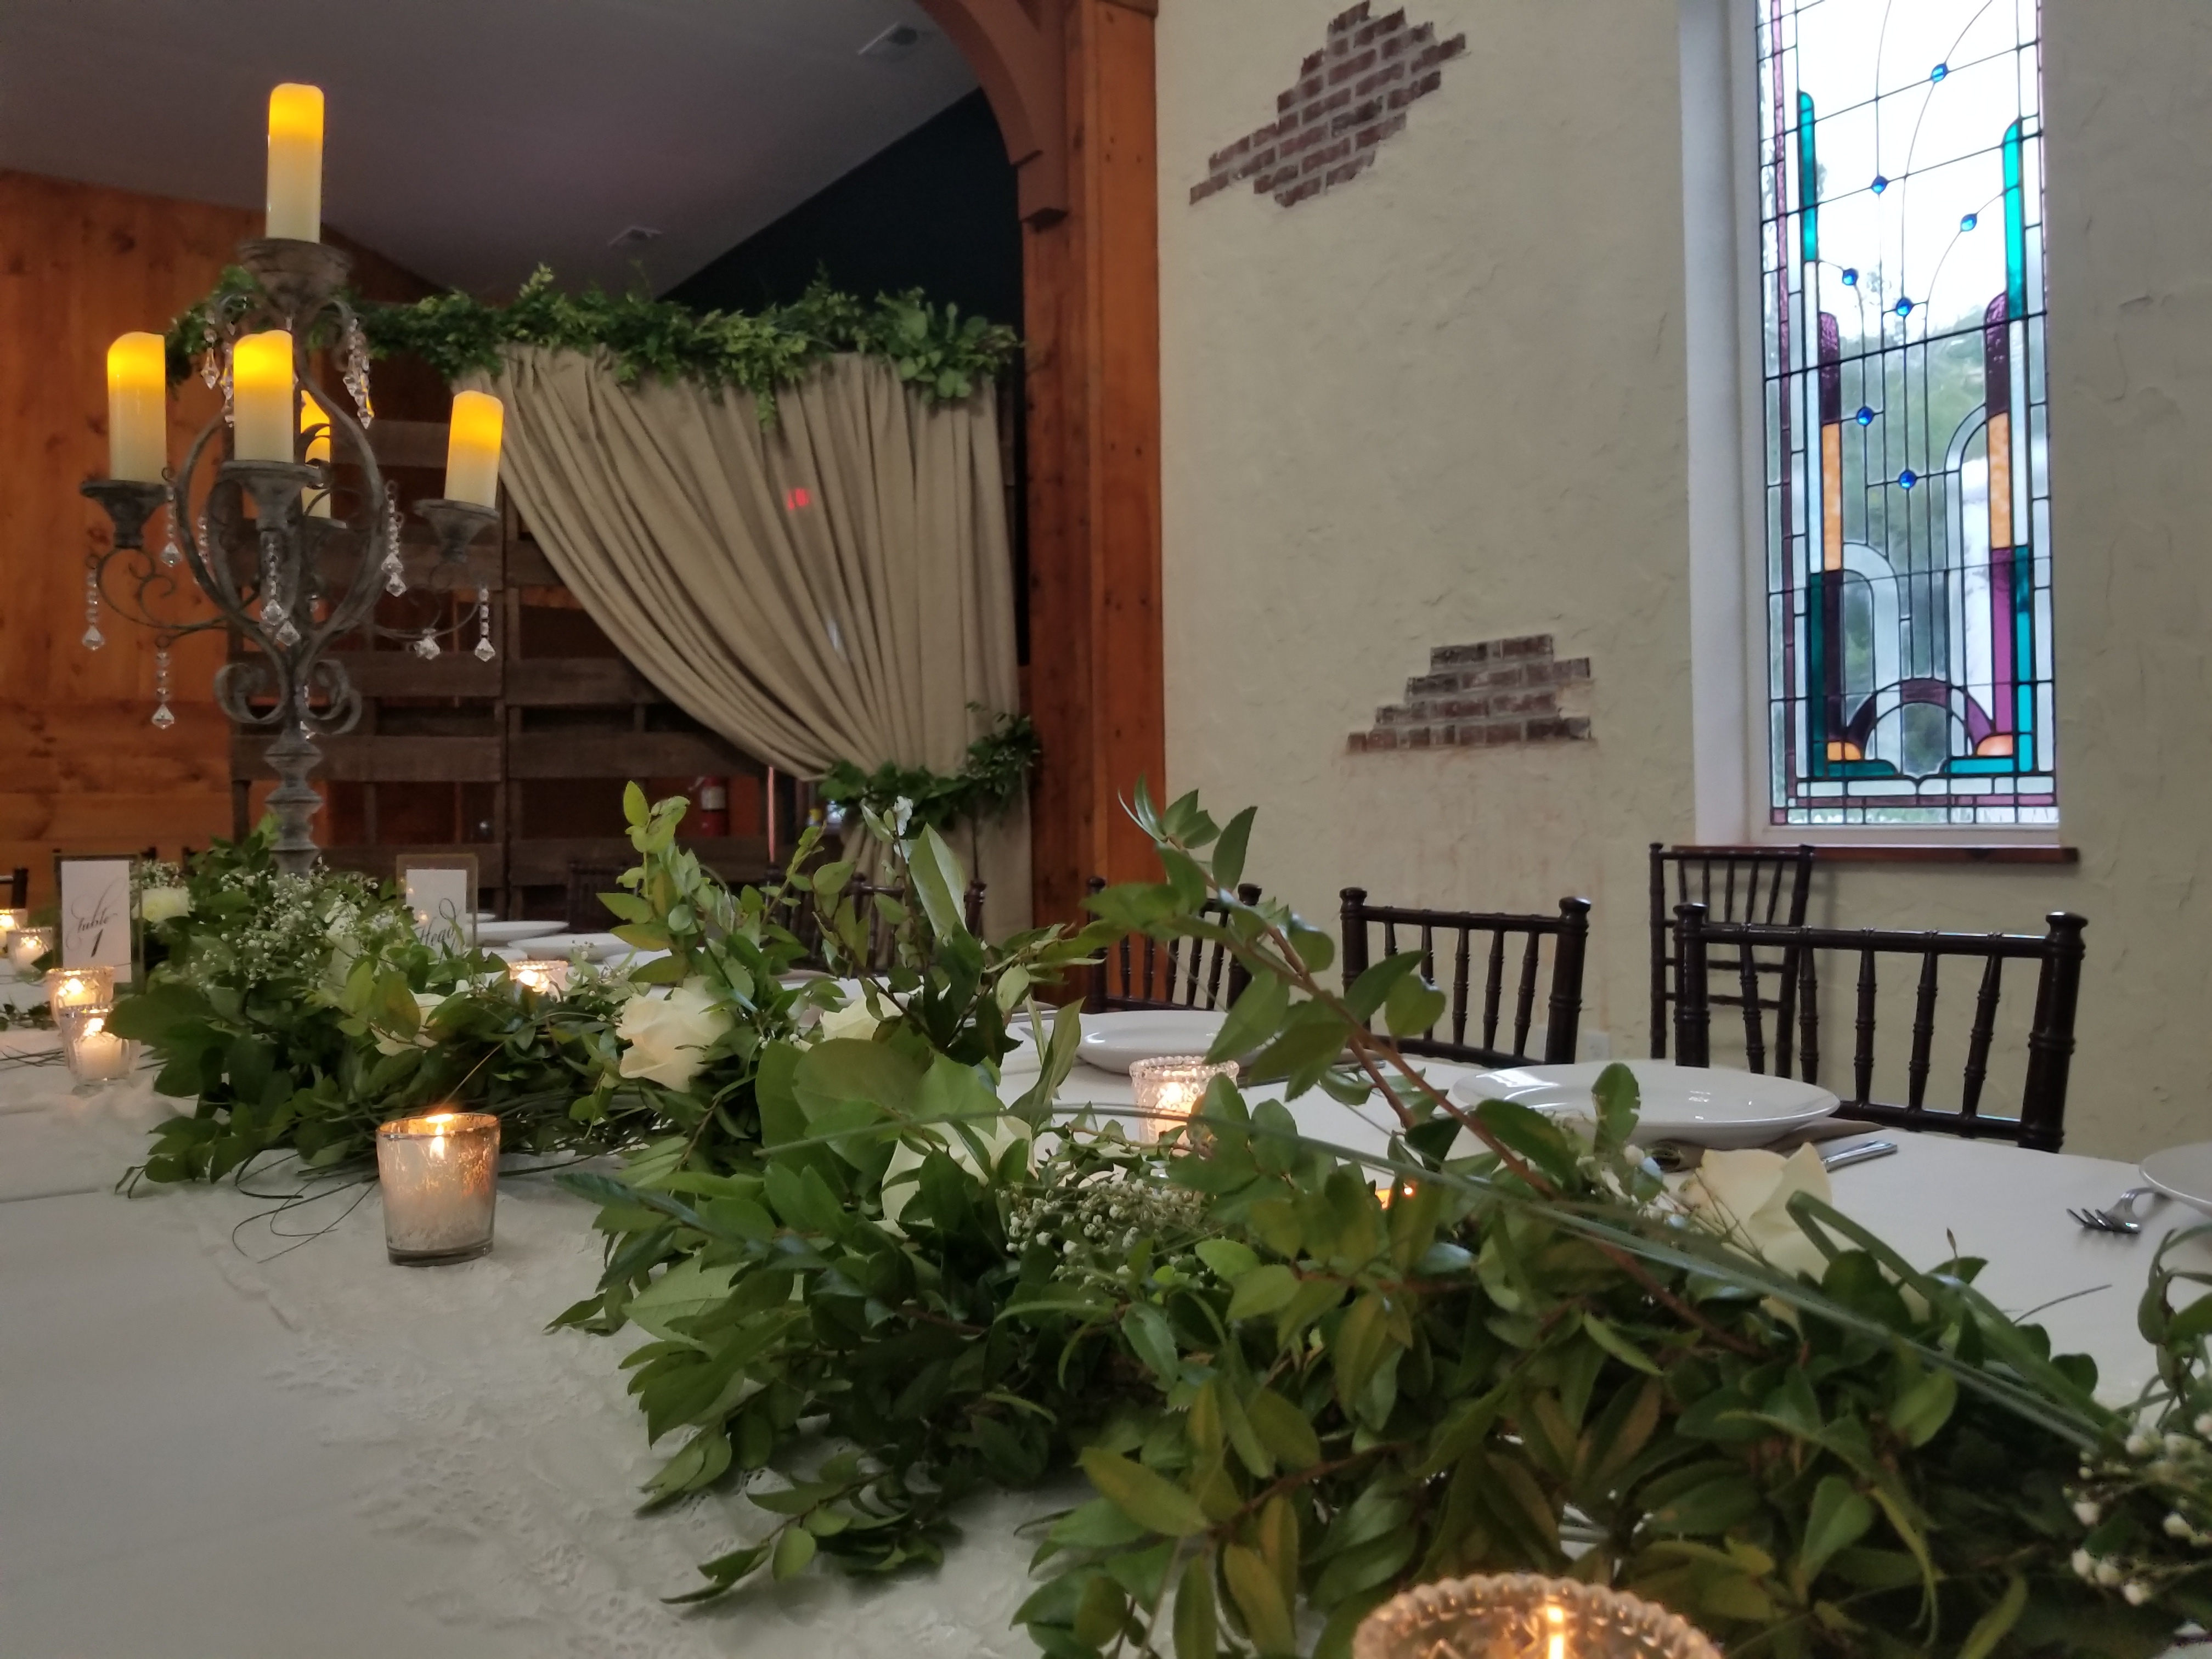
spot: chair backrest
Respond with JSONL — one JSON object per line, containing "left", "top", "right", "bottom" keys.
{"left": 794, "top": 878, "right": 989, "bottom": 971}
{"left": 1086, "top": 876, "right": 1262, "bottom": 1013}
{"left": 8, "top": 867, "right": 25, "bottom": 908}
{"left": 1341, "top": 889, "right": 1592, "bottom": 1067}
{"left": 1671, "top": 903, "right": 2087, "bottom": 1153}
{"left": 566, "top": 864, "right": 625, "bottom": 930}
{"left": 1649, "top": 843, "right": 1816, "bottom": 1059}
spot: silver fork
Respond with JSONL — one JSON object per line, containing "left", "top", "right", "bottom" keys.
{"left": 2068, "top": 1187, "right": 2160, "bottom": 1235}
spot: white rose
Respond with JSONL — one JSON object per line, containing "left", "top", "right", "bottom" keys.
{"left": 816, "top": 997, "right": 884, "bottom": 1045}
{"left": 140, "top": 886, "right": 193, "bottom": 924}
{"left": 616, "top": 978, "right": 733, "bottom": 1091}
{"left": 1682, "top": 1144, "right": 1834, "bottom": 1281}
{"left": 375, "top": 991, "right": 451, "bottom": 1056}
{"left": 881, "top": 1110, "right": 1032, "bottom": 1231}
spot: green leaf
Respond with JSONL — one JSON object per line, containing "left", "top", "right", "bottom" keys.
{"left": 1227, "top": 1264, "right": 1300, "bottom": 1321}
{"left": 1079, "top": 1447, "right": 1211, "bottom": 1538}
{"left": 1172, "top": 1551, "right": 1217, "bottom": 1659}
{"left": 1194, "top": 1238, "right": 1260, "bottom": 1282}
{"left": 1345, "top": 952, "right": 1424, "bottom": 1024}
{"left": 1579, "top": 1313, "right": 1663, "bottom": 1376}
{"left": 1207, "top": 972, "right": 1288, "bottom": 1066}
{"left": 1798, "top": 1475, "right": 1874, "bottom": 1583}
{"left": 905, "top": 825, "right": 972, "bottom": 943}
{"left": 1223, "top": 1544, "right": 1296, "bottom": 1655}
{"left": 1888, "top": 1367, "right": 1959, "bottom": 1447}
{"left": 1212, "top": 807, "right": 1256, "bottom": 893}
{"left": 1592, "top": 1061, "right": 1639, "bottom": 1152}
{"left": 625, "top": 1257, "right": 738, "bottom": 1345}
{"left": 1125, "top": 1302, "right": 1184, "bottom": 1385}
{"left": 1470, "top": 1098, "right": 1582, "bottom": 1188}
{"left": 771, "top": 1523, "right": 817, "bottom": 1581}
{"left": 1383, "top": 973, "right": 1446, "bottom": 1039}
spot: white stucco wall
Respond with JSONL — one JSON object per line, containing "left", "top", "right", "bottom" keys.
{"left": 1156, "top": 0, "right": 2212, "bottom": 1159}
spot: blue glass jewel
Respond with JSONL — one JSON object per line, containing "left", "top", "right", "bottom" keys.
{"left": 1931, "top": 63, "right": 1949, "bottom": 82}
{"left": 1898, "top": 470, "right": 1918, "bottom": 489}
{"left": 1841, "top": 267, "right": 1859, "bottom": 286}
{"left": 1960, "top": 212, "right": 1978, "bottom": 231}
{"left": 1871, "top": 174, "right": 1889, "bottom": 194}
{"left": 1894, "top": 297, "right": 1915, "bottom": 317}
{"left": 1855, "top": 406, "right": 1876, "bottom": 426}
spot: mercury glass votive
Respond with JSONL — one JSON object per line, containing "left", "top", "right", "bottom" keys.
{"left": 375, "top": 1111, "right": 500, "bottom": 1265}
{"left": 1354, "top": 1575, "right": 1722, "bottom": 1659}
{"left": 506, "top": 958, "right": 571, "bottom": 998}
{"left": 59, "top": 1006, "right": 139, "bottom": 1084}
{"left": 46, "top": 965, "right": 115, "bottom": 1014}
{"left": 1127, "top": 1056, "right": 1238, "bottom": 1144}
{"left": 7, "top": 926, "right": 53, "bottom": 978}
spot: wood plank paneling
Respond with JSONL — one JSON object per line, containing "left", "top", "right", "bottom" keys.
{"left": 233, "top": 735, "right": 506, "bottom": 784}
{"left": 505, "top": 658, "right": 660, "bottom": 707}
{"left": 507, "top": 836, "right": 769, "bottom": 888}
{"left": 507, "top": 732, "right": 749, "bottom": 779}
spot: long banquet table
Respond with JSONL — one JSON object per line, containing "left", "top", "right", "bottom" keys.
{"left": 2, "top": 1041, "right": 2206, "bottom": 1657}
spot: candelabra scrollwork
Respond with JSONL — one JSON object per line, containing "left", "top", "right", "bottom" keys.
{"left": 80, "top": 239, "right": 498, "bottom": 874}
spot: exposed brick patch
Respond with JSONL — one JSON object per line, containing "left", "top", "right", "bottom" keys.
{"left": 1352, "top": 635, "right": 1594, "bottom": 754}
{"left": 1190, "top": 5, "right": 1467, "bottom": 210}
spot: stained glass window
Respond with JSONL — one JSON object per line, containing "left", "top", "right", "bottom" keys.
{"left": 1758, "top": 0, "right": 2053, "bottom": 825}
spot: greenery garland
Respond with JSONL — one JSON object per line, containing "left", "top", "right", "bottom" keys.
{"left": 166, "top": 267, "right": 1021, "bottom": 414}
{"left": 114, "top": 788, "right": 2212, "bottom": 1656}
{"left": 817, "top": 710, "right": 1042, "bottom": 836}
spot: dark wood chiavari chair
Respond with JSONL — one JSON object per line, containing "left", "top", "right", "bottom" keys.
{"left": 1671, "top": 902, "right": 2087, "bottom": 1153}
{"left": 566, "top": 864, "right": 626, "bottom": 931}
{"left": 7, "top": 867, "right": 25, "bottom": 908}
{"left": 1340, "top": 889, "right": 1592, "bottom": 1066}
{"left": 1085, "top": 876, "right": 1262, "bottom": 1013}
{"left": 1649, "top": 843, "right": 1816, "bottom": 1059}
{"left": 795, "top": 878, "right": 989, "bottom": 972}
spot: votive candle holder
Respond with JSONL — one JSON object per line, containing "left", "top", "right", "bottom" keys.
{"left": 1354, "top": 1574, "right": 1722, "bottom": 1659}
{"left": 46, "top": 965, "right": 115, "bottom": 1014}
{"left": 375, "top": 1111, "right": 500, "bottom": 1265}
{"left": 59, "top": 1006, "right": 139, "bottom": 1085}
{"left": 1127, "top": 1056, "right": 1238, "bottom": 1144}
{"left": 506, "top": 958, "right": 571, "bottom": 998}
{"left": 7, "top": 926, "right": 53, "bottom": 978}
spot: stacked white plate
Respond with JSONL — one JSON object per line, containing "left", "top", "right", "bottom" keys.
{"left": 1449, "top": 1058, "right": 1840, "bottom": 1149}
{"left": 473, "top": 921, "right": 563, "bottom": 947}
{"left": 1076, "top": 1009, "right": 1229, "bottom": 1075}
{"left": 2140, "top": 1143, "right": 2212, "bottom": 1215}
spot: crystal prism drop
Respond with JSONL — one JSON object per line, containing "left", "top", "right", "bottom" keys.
{"left": 150, "top": 702, "right": 176, "bottom": 730}
{"left": 473, "top": 636, "right": 496, "bottom": 662}
{"left": 82, "top": 623, "right": 105, "bottom": 650}
{"left": 385, "top": 569, "right": 408, "bottom": 597}
{"left": 414, "top": 632, "right": 442, "bottom": 661}
{"left": 275, "top": 618, "right": 301, "bottom": 647}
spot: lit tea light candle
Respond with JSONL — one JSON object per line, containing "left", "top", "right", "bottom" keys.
{"left": 265, "top": 82, "right": 325, "bottom": 241}
{"left": 45, "top": 966, "right": 115, "bottom": 1014}
{"left": 300, "top": 398, "right": 331, "bottom": 517}
{"left": 1127, "top": 1056, "right": 1238, "bottom": 1145}
{"left": 443, "top": 390, "right": 504, "bottom": 508}
{"left": 232, "top": 330, "right": 295, "bottom": 464}
{"left": 375, "top": 1111, "right": 500, "bottom": 1265}
{"left": 60, "top": 1007, "right": 137, "bottom": 1084}
{"left": 506, "top": 958, "right": 571, "bottom": 998}
{"left": 7, "top": 926, "right": 54, "bottom": 978}
{"left": 0, "top": 907, "right": 25, "bottom": 941}
{"left": 106, "top": 331, "right": 168, "bottom": 483}
{"left": 1354, "top": 1573, "right": 1719, "bottom": 1659}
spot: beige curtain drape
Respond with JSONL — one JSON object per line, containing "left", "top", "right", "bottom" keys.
{"left": 476, "top": 347, "right": 1029, "bottom": 931}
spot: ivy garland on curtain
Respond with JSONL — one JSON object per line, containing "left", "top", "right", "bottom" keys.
{"left": 166, "top": 265, "right": 1022, "bottom": 414}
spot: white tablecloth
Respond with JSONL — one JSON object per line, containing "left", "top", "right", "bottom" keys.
{"left": 1, "top": 1047, "right": 2203, "bottom": 1657}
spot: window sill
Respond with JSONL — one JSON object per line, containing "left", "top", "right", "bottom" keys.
{"left": 1685, "top": 843, "right": 2079, "bottom": 866}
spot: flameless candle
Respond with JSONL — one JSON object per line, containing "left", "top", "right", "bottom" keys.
{"left": 45, "top": 966, "right": 115, "bottom": 1014}
{"left": 376, "top": 1111, "right": 500, "bottom": 1264}
{"left": 105, "top": 332, "right": 168, "bottom": 483}
{"left": 1126, "top": 1056, "right": 1238, "bottom": 1145}
{"left": 232, "top": 331, "right": 295, "bottom": 464}
{"left": 507, "top": 958, "right": 571, "bottom": 998}
{"left": 7, "top": 926, "right": 53, "bottom": 978}
{"left": 60, "top": 1007, "right": 137, "bottom": 1084}
{"left": 443, "top": 390, "right": 504, "bottom": 508}
{"left": 265, "top": 83, "right": 325, "bottom": 241}
{"left": 300, "top": 398, "right": 331, "bottom": 517}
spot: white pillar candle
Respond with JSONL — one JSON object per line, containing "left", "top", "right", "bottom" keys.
{"left": 1127, "top": 1056, "right": 1239, "bottom": 1145}
{"left": 376, "top": 1111, "right": 500, "bottom": 1264}
{"left": 442, "top": 390, "right": 504, "bottom": 507}
{"left": 232, "top": 331, "right": 295, "bottom": 464}
{"left": 265, "top": 83, "right": 325, "bottom": 241}
{"left": 106, "top": 332, "right": 168, "bottom": 483}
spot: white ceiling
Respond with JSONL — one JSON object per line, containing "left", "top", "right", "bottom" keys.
{"left": 0, "top": 0, "right": 979, "bottom": 294}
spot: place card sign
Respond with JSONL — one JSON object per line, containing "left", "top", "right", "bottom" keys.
{"left": 56, "top": 856, "right": 137, "bottom": 984}
{"left": 399, "top": 855, "right": 477, "bottom": 951}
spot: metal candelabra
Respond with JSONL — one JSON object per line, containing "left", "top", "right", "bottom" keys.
{"left": 80, "top": 238, "right": 497, "bottom": 876}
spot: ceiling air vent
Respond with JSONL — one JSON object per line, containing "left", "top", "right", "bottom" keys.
{"left": 608, "top": 225, "right": 663, "bottom": 250}
{"left": 858, "top": 24, "right": 924, "bottom": 60}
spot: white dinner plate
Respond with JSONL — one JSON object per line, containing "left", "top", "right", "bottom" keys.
{"left": 2140, "top": 1142, "right": 2212, "bottom": 1216}
{"left": 1077, "top": 1009, "right": 1229, "bottom": 1075}
{"left": 494, "top": 931, "right": 633, "bottom": 963}
{"left": 473, "top": 921, "right": 565, "bottom": 947}
{"left": 1450, "top": 1058, "right": 1839, "bottom": 1149}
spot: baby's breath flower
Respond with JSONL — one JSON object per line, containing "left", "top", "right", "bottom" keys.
{"left": 2074, "top": 1499, "right": 2102, "bottom": 1526}
{"left": 2094, "top": 1560, "right": 2123, "bottom": 1587}
{"left": 2123, "top": 1582, "right": 2151, "bottom": 1607}
{"left": 2072, "top": 1549, "right": 2096, "bottom": 1581}
{"left": 2126, "top": 1432, "right": 2155, "bottom": 1458}
{"left": 2195, "top": 1412, "right": 2212, "bottom": 1438}
{"left": 2166, "top": 1511, "right": 2194, "bottom": 1541}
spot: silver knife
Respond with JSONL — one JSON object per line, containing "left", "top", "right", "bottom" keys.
{"left": 1821, "top": 1138, "right": 1898, "bottom": 1171}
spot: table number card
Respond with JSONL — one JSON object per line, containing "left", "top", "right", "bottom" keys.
{"left": 399, "top": 856, "right": 477, "bottom": 951}
{"left": 56, "top": 857, "right": 136, "bottom": 982}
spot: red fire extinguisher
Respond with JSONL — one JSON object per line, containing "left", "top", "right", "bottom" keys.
{"left": 689, "top": 776, "right": 729, "bottom": 838}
